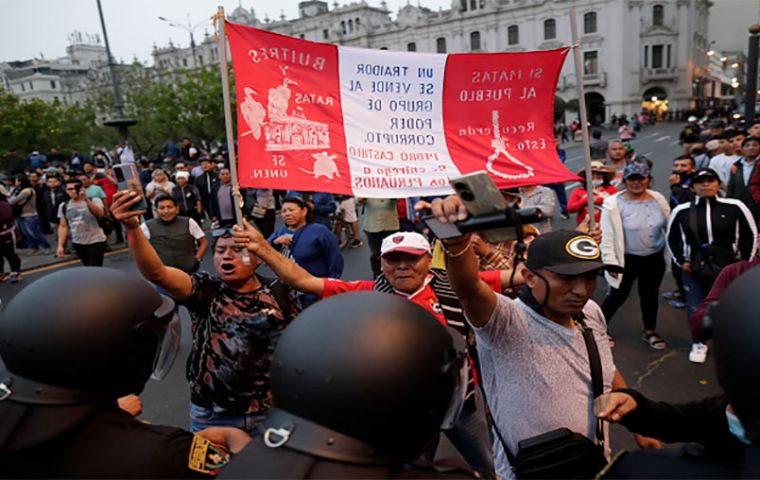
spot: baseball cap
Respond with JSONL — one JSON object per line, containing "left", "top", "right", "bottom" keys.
{"left": 380, "top": 232, "right": 431, "bottom": 256}
{"left": 623, "top": 162, "right": 650, "bottom": 179}
{"left": 692, "top": 168, "right": 720, "bottom": 182}
{"left": 526, "top": 230, "right": 619, "bottom": 275}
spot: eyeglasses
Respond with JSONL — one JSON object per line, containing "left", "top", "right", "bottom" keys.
{"left": 211, "top": 228, "right": 234, "bottom": 238}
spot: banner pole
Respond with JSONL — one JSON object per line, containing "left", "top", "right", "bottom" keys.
{"left": 569, "top": 8, "right": 596, "bottom": 231}
{"left": 215, "top": 7, "right": 251, "bottom": 263}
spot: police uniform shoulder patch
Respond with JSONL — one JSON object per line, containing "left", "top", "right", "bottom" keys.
{"left": 565, "top": 236, "right": 600, "bottom": 260}
{"left": 188, "top": 434, "right": 230, "bottom": 475}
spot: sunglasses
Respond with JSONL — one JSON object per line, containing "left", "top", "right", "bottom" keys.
{"left": 211, "top": 228, "right": 235, "bottom": 238}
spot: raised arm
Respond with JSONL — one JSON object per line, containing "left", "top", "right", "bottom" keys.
{"left": 428, "top": 196, "right": 497, "bottom": 328}
{"left": 233, "top": 219, "right": 325, "bottom": 296}
{"left": 111, "top": 191, "right": 193, "bottom": 301}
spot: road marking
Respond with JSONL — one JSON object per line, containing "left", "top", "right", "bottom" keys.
{"left": 669, "top": 140, "right": 680, "bottom": 146}
{"left": 22, "top": 247, "right": 129, "bottom": 276}
{"left": 654, "top": 135, "right": 671, "bottom": 143}
{"left": 643, "top": 152, "right": 654, "bottom": 156}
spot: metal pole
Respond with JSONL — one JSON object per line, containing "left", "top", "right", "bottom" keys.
{"left": 569, "top": 8, "right": 596, "bottom": 230}
{"left": 96, "top": 0, "right": 128, "bottom": 138}
{"left": 215, "top": 6, "right": 251, "bottom": 264}
{"left": 190, "top": 31, "right": 198, "bottom": 69}
{"left": 745, "top": 25, "right": 760, "bottom": 122}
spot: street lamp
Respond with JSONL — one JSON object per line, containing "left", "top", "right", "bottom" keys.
{"left": 157, "top": 14, "right": 212, "bottom": 69}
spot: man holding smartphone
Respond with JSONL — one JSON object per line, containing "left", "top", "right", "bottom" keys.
{"left": 57, "top": 179, "right": 107, "bottom": 266}
{"left": 427, "top": 197, "right": 661, "bottom": 478}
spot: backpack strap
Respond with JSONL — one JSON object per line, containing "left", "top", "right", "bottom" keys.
{"left": 259, "top": 275, "right": 295, "bottom": 321}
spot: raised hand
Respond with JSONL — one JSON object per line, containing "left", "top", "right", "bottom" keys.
{"left": 111, "top": 191, "right": 146, "bottom": 230}
{"left": 232, "top": 218, "right": 267, "bottom": 254}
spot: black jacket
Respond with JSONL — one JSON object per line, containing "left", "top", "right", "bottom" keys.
{"left": 666, "top": 196, "right": 757, "bottom": 266}
{"left": 0, "top": 407, "right": 223, "bottom": 478}
{"left": 41, "top": 186, "right": 68, "bottom": 224}
{"left": 195, "top": 171, "right": 219, "bottom": 209}
{"left": 669, "top": 173, "right": 695, "bottom": 208}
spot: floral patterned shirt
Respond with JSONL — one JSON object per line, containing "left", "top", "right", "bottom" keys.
{"left": 183, "top": 272, "right": 298, "bottom": 413}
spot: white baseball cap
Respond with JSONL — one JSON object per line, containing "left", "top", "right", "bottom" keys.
{"left": 380, "top": 232, "right": 431, "bottom": 256}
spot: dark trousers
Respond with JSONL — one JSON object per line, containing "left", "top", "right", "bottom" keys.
{"left": 602, "top": 250, "right": 665, "bottom": 332}
{"left": 73, "top": 242, "right": 106, "bottom": 266}
{"left": 365, "top": 229, "right": 398, "bottom": 277}
{"left": 671, "top": 259, "right": 684, "bottom": 295}
{"left": 251, "top": 209, "right": 276, "bottom": 239}
{"left": 547, "top": 183, "right": 568, "bottom": 215}
{"left": 0, "top": 232, "right": 21, "bottom": 273}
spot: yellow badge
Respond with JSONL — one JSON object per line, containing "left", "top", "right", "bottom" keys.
{"left": 565, "top": 235, "right": 600, "bottom": 260}
{"left": 189, "top": 435, "right": 230, "bottom": 475}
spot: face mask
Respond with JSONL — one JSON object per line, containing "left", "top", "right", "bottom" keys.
{"left": 726, "top": 409, "right": 751, "bottom": 445}
{"left": 592, "top": 179, "right": 604, "bottom": 188}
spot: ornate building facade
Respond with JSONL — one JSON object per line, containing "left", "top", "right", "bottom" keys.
{"left": 210, "top": 0, "right": 716, "bottom": 122}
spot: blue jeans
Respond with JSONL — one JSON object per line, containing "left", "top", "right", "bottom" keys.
{"left": 189, "top": 402, "right": 268, "bottom": 435}
{"left": 547, "top": 183, "right": 568, "bottom": 215}
{"left": 682, "top": 272, "right": 711, "bottom": 341}
{"left": 423, "top": 388, "right": 495, "bottom": 477}
{"left": 17, "top": 216, "right": 51, "bottom": 250}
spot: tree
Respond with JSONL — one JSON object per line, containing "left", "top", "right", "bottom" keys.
{"left": 0, "top": 91, "right": 106, "bottom": 172}
{"left": 89, "top": 65, "right": 235, "bottom": 160}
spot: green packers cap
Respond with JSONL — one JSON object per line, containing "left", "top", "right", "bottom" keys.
{"left": 526, "top": 230, "right": 622, "bottom": 275}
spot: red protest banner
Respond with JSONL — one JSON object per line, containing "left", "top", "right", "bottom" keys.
{"left": 226, "top": 21, "right": 576, "bottom": 197}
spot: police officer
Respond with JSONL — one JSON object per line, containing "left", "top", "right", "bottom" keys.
{"left": 599, "top": 266, "right": 760, "bottom": 477}
{"left": 221, "top": 291, "right": 480, "bottom": 479}
{"left": 0, "top": 267, "right": 249, "bottom": 478}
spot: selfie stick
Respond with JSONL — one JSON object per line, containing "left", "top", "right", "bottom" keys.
{"left": 216, "top": 7, "right": 250, "bottom": 265}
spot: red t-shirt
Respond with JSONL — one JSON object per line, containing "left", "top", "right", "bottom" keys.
{"left": 322, "top": 270, "right": 502, "bottom": 325}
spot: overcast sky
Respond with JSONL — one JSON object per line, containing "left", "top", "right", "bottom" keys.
{"left": 0, "top": 0, "right": 450, "bottom": 64}
{"left": 1, "top": 0, "right": 757, "bottom": 65}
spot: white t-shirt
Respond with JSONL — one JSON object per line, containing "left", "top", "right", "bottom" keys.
{"left": 473, "top": 294, "right": 615, "bottom": 478}
{"left": 140, "top": 217, "right": 205, "bottom": 240}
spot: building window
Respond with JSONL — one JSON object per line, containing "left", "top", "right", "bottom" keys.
{"left": 407, "top": 42, "right": 417, "bottom": 52}
{"left": 583, "top": 12, "right": 597, "bottom": 34}
{"left": 20, "top": 84, "right": 25, "bottom": 92}
{"left": 436, "top": 37, "right": 447, "bottom": 53}
{"left": 323, "top": 29, "right": 329, "bottom": 39}
{"left": 182, "top": 58, "right": 188, "bottom": 67}
{"left": 653, "top": 5, "right": 664, "bottom": 26}
{"left": 355, "top": 18, "right": 360, "bottom": 27}
{"left": 50, "top": 80, "right": 56, "bottom": 89}
{"left": 460, "top": 0, "right": 467, "bottom": 11}
{"left": 198, "top": 55, "right": 203, "bottom": 65}
{"left": 29, "top": 82, "right": 33, "bottom": 90}
{"left": 508, "top": 25, "right": 519, "bottom": 45}
{"left": 652, "top": 45, "right": 664, "bottom": 68}
{"left": 644, "top": 45, "right": 649, "bottom": 67}
{"left": 54, "top": 96, "right": 59, "bottom": 102}
{"left": 544, "top": 19, "right": 556, "bottom": 40}
{"left": 470, "top": 0, "right": 477, "bottom": 9}
{"left": 348, "top": 19, "right": 353, "bottom": 33}
{"left": 583, "top": 51, "right": 598, "bottom": 75}
{"left": 341, "top": 21, "right": 346, "bottom": 35}
{"left": 299, "top": 34, "right": 305, "bottom": 39}
{"left": 470, "top": 31, "right": 481, "bottom": 51}
{"left": 666, "top": 44, "right": 672, "bottom": 67}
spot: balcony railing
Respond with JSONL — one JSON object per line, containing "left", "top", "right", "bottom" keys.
{"left": 642, "top": 67, "right": 678, "bottom": 82}
{"left": 583, "top": 71, "right": 607, "bottom": 87}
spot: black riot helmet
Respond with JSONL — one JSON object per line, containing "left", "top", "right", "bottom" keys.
{"left": 710, "top": 266, "right": 760, "bottom": 442}
{"left": 264, "top": 291, "right": 468, "bottom": 464}
{"left": 0, "top": 267, "right": 180, "bottom": 451}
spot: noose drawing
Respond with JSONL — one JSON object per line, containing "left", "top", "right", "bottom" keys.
{"left": 486, "top": 110, "right": 534, "bottom": 180}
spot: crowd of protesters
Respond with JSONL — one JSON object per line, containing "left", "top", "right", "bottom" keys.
{"left": 2, "top": 110, "right": 760, "bottom": 478}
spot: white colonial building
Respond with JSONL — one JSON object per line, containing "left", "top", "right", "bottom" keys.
{"left": 206, "top": 0, "right": 716, "bottom": 123}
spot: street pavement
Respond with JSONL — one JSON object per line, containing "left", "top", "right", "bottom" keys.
{"left": 0, "top": 121, "right": 723, "bottom": 458}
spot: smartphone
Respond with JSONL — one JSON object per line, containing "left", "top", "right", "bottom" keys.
{"left": 422, "top": 215, "right": 465, "bottom": 240}
{"left": 449, "top": 171, "right": 517, "bottom": 243}
{"left": 112, "top": 163, "right": 148, "bottom": 211}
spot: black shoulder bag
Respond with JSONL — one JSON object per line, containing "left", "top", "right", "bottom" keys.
{"left": 687, "top": 200, "right": 735, "bottom": 283}
{"left": 485, "top": 315, "right": 608, "bottom": 479}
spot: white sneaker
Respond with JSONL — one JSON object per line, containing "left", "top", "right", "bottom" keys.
{"left": 689, "top": 342, "right": 708, "bottom": 364}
